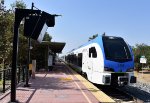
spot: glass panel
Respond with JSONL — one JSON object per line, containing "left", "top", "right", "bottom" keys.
{"left": 103, "top": 36, "right": 132, "bottom": 62}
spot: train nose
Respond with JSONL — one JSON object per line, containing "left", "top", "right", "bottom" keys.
{"left": 117, "top": 63, "right": 125, "bottom": 72}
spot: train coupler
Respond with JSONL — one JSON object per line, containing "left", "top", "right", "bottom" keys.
{"left": 118, "top": 76, "right": 128, "bottom": 86}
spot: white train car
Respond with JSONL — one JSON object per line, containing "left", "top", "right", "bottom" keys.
{"left": 65, "top": 35, "right": 136, "bottom": 86}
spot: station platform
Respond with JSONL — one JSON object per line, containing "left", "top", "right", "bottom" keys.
{"left": 0, "top": 62, "right": 115, "bottom": 103}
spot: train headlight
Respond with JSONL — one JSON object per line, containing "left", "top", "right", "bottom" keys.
{"left": 127, "top": 68, "right": 134, "bottom": 72}
{"left": 104, "top": 67, "right": 114, "bottom": 72}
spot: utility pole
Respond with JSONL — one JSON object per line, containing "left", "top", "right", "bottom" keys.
{"left": 11, "top": 13, "right": 19, "bottom": 102}
{"left": 24, "top": 2, "right": 34, "bottom": 87}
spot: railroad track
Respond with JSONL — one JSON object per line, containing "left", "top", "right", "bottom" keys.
{"left": 96, "top": 84, "right": 150, "bottom": 103}
{"left": 96, "top": 85, "right": 135, "bottom": 103}
{"left": 119, "top": 85, "right": 150, "bottom": 103}
{"left": 115, "top": 87, "right": 143, "bottom": 103}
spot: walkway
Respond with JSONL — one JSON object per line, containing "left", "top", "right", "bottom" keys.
{"left": 0, "top": 62, "right": 114, "bottom": 103}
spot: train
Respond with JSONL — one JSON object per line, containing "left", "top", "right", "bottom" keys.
{"left": 64, "top": 35, "right": 136, "bottom": 86}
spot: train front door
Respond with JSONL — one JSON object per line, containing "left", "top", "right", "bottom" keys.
{"left": 82, "top": 48, "right": 93, "bottom": 81}
{"left": 88, "top": 46, "right": 97, "bottom": 82}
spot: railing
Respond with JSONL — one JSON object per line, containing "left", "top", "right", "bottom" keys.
{"left": 0, "top": 66, "right": 26, "bottom": 93}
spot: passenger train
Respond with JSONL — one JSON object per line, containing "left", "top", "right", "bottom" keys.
{"left": 65, "top": 35, "right": 136, "bottom": 86}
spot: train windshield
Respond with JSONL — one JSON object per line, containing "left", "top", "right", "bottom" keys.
{"left": 102, "top": 36, "right": 132, "bottom": 62}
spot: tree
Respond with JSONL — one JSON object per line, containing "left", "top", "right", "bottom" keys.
{"left": 133, "top": 43, "right": 150, "bottom": 71}
{"left": 10, "top": 0, "right": 26, "bottom": 12}
{"left": 10, "top": 0, "right": 28, "bottom": 65}
{"left": 0, "top": 0, "right": 5, "bottom": 14}
{"left": 0, "top": 0, "right": 27, "bottom": 69}
{"left": 0, "top": 2, "right": 14, "bottom": 69}
{"left": 0, "top": 0, "right": 54, "bottom": 70}
{"left": 88, "top": 34, "right": 98, "bottom": 41}
{"left": 43, "top": 32, "right": 52, "bottom": 42}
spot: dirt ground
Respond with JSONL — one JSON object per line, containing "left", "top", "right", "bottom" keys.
{"left": 134, "top": 70, "right": 150, "bottom": 84}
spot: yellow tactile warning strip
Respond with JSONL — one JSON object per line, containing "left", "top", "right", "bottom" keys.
{"left": 65, "top": 65, "right": 115, "bottom": 103}
{"left": 60, "top": 77, "right": 72, "bottom": 81}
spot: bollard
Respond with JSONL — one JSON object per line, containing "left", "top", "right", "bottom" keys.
{"left": 18, "top": 66, "right": 20, "bottom": 83}
{"left": 29, "top": 64, "right": 32, "bottom": 77}
{"left": 32, "top": 60, "right": 36, "bottom": 79}
{"left": 3, "top": 70, "right": 6, "bottom": 93}
{"left": 22, "top": 66, "right": 25, "bottom": 82}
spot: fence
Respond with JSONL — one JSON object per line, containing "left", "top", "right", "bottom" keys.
{"left": 0, "top": 66, "right": 26, "bottom": 93}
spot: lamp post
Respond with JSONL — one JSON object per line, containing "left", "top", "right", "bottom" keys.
{"left": 10, "top": 8, "right": 41, "bottom": 102}
{"left": 10, "top": 6, "right": 60, "bottom": 102}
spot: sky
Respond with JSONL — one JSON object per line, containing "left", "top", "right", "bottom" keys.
{"left": 4, "top": 0, "right": 150, "bottom": 55}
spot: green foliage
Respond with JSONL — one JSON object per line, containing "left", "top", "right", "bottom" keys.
{"left": 0, "top": 0, "right": 27, "bottom": 68}
{"left": 0, "top": 80, "right": 2, "bottom": 85}
{"left": 10, "top": 0, "right": 26, "bottom": 11}
{"left": 18, "top": 34, "right": 28, "bottom": 65}
{"left": 0, "top": 9, "right": 14, "bottom": 66}
{"left": 133, "top": 43, "right": 150, "bottom": 71}
{"left": 12, "top": 0, "right": 28, "bottom": 65}
{"left": 30, "top": 40, "right": 49, "bottom": 70}
{"left": 43, "top": 32, "right": 52, "bottom": 42}
{"left": 0, "top": 0, "right": 53, "bottom": 69}
{"left": 88, "top": 34, "right": 98, "bottom": 41}
{"left": 1, "top": 0, "right": 4, "bottom": 5}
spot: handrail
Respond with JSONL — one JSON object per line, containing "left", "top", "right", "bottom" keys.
{"left": 0, "top": 66, "right": 26, "bottom": 93}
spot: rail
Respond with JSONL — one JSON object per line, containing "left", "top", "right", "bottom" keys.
{"left": 0, "top": 66, "right": 26, "bottom": 93}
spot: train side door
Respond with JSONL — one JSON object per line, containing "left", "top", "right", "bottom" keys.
{"left": 82, "top": 49, "right": 88, "bottom": 74}
{"left": 88, "top": 47, "right": 97, "bottom": 81}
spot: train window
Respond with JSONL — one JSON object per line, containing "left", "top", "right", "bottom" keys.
{"left": 91, "top": 47, "right": 97, "bottom": 58}
{"left": 78, "top": 53, "right": 82, "bottom": 67}
{"left": 73, "top": 54, "right": 78, "bottom": 65}
{"left": 102, "top": 36, "right": 132, "bottom": 62}
{"left": 89, "top": 48, "right": 91, "bottom": 58}
{"left": 89, "top": 47, "right": 97, "bottom": 58}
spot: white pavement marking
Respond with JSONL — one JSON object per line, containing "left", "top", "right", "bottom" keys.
{"left": 65, "top": 65, "right": 92, "bottom": 103}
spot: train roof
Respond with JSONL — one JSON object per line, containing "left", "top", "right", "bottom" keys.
{"left": 69, "top": 35, "right": 123, "bottom": 53}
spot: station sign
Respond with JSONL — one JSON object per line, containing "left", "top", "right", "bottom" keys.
{"left": 140, "top": 56, "right": 147, "bottom": 64}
